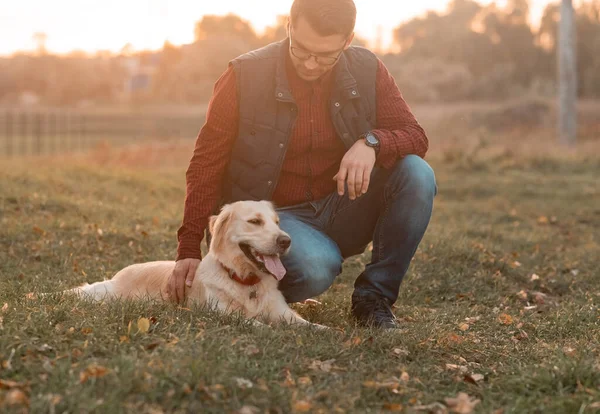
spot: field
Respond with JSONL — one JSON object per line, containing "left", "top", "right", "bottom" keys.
{"left": 1, "top": 101, "right": 600, "bottom": 413}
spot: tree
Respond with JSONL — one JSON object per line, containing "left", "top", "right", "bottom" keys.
{"left": 558, "top": 0, "right": 577, "bottom": 146}
{"left": 194, "top": 14, "right": 258, "bottom": 45}
{"left": 32, "top": 32, "right": 48, "bottom": 55}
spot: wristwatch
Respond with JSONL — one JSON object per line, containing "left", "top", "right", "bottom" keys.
{"left": 362, "top": 131, "right": 380, "bottom": 155}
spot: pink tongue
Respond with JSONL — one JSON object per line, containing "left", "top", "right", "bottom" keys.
{"left": 263, "top": 255, "right": 286, "bottom": 281}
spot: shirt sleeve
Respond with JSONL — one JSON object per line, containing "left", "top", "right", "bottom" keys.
{"left": 176, "top": 65, "right": 239, "bottom": 260}
{"left": 371, "top": 58, "right": 429, "bottom": 169}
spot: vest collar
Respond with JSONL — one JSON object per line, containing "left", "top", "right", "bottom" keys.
{"left": 220, "top": 262, "right": 262, "bottom": 286}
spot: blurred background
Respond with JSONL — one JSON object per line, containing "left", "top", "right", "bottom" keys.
{"left": 0, "top": 0, "right": 598, "bottom": 161}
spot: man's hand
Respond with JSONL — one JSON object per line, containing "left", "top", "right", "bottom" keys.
{"left": 167, "top": 258, "right": 201, "bottom": 304}
{"left": 333, "top": 139, "right": 376, "bottom": 200}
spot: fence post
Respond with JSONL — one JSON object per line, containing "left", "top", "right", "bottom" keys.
{"left": 48, "top": 112, "right": 56, "bottom": 154}
{"left": 34, "top": 113, "right": 42, "bottom": 155}
{"left": 5, "top": 111, "right": 13, "bottom": 157}
{"left": 19, "top": 113, "right": 28, "bottom": 156}
{"left": 80, "top": 114, "right": 86, "bottom": 152}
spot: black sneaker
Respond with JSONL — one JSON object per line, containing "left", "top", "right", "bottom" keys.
{"left": 351, "top": 292, "right": 399, "bottom": 329}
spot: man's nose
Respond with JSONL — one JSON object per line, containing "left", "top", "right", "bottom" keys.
{"left": 304, "top": 56, "right": 319, "bottom": 71}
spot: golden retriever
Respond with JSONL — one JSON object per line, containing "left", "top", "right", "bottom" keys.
{"left": 51, "top": 200, "right": 325, "bottom": 328}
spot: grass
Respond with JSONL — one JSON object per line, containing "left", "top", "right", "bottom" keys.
{"left": 1, "top": 147, "right": 599, "bottom": 413}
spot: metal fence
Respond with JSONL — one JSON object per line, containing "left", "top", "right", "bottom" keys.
{"left": 0, "top": 110, "right": 205, "bottom": 158}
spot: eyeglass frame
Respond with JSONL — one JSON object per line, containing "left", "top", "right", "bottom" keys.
{"left": 288, "top": 29, "right": 347, "bottom": 66}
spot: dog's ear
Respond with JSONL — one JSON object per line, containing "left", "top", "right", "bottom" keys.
{"left": 212, "top": 208, "right": 233, "bottom": 239}
{"left": 208, "top": 215, "right": 218, "bottom": 235}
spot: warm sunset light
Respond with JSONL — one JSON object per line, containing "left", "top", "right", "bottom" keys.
{"left": 1, "top": 0, "right": 554, "bottom": 56}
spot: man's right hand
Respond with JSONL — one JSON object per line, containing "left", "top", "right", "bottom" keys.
{"left": 167, "top": 258, "right": 201, "bottom": 304}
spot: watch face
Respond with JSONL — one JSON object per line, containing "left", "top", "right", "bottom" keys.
{"left": 366, "top": 133, "right": 379, "bottom": 146}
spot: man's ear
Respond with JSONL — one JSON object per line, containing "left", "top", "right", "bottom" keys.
{"left": 344, "top": 32, "right": 355, "bottom": 50}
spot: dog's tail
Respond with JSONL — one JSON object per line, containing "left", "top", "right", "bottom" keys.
{"left": 62, "top": 280, "right": 116, "bottom": 301}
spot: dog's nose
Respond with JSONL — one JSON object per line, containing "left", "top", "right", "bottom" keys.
{"left": 277, "top": 235, "right": 291, "bottom": 250}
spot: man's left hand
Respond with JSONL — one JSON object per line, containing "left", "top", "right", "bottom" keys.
{"left": 333, "top": 139, "right": 376, "bottom": 200}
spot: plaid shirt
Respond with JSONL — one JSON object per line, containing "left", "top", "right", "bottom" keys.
{"left": 177, "top": 53, "right": 428, "bottom": 260}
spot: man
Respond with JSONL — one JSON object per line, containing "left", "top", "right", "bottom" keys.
{"left": 167, "top": 0, "right": 436, "bottom": 329}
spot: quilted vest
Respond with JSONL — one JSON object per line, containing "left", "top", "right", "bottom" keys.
{"left": 222, "top": 38, "right": 378, "bottom": 204}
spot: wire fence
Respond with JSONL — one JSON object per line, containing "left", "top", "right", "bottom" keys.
{"left": 0, "top": 110, "right": 205, "bottom": 158}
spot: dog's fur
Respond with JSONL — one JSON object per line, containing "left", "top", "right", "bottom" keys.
{"left": 54, "top": 200, "right": 323, "bottom": 328}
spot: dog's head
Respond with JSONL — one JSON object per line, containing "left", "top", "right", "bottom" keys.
{"left": 208, "top": 200, "right": 291, "bottom": 281}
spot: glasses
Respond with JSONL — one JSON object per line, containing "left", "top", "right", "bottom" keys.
{"left": 289, "top": 32, "right": 345, "bottom": 66}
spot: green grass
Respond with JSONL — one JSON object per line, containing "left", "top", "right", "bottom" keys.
{"left": 1, "top": 156, "right": 599, "bottom": 413}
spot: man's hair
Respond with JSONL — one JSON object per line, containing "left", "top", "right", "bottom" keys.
{"left": 290, "top": 0, "right": 356, "bottom": 37}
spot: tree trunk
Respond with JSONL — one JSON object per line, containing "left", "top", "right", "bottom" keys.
{"left": 558, "top": 0, "right": 577, "bottom": 146}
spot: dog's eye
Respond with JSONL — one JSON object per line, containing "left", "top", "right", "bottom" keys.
{"left": 247, "top": 218, "right": 263, "bottom": 225}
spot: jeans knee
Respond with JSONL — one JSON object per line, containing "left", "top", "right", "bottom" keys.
{"left": 280, "top": 253, "right": 342, "bottom": 303}
{"left": 389, "top": 155, "right": 437, "bottom": 200}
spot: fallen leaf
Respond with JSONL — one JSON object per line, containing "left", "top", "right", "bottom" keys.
{"left": 459, "top": 323, "right": 470, "bottom": 331}
{"left": 392, "top": 347, "right": 409, "bottom": 357}
{"left": 588, "top": 402, "right": 600, "bottom": 409}
{"left": 293, "top": 400, "right": 313, "bottom": 412}
{"left": 282, "top": 369, "right": 296, "bottom": 387}
{"left": 444, "top": 392, "right": 480, "bottom": 414}
{"left": 413, "top": 402, "right": 448, "bottom": 413}
{"left": 0, "top": 379, "right": 27, "bottom": 389}
{"left": 1, "top": 303, "right": 8, "bottom": 312}
{"left": 119, "top": 335, "right": 129, "bottom": 343}
{"left": 563, "top": 346, "right": 577, "bottom": 357}
{"left": 441, "top": 333, "right": 464, "bottom": 345}
{"left": 383, "top": 403, "right": 404, "bottom": 411}
{"left": 463, "top": 373, "right": 485, "bottom": 385}
{"left": 531, "top": 292, "right": 547, "bottom": 305}
{"left": 498, "top": 313, "right": 513, "bottom": 325}
{"left": 362, "top": 380, "right": 401, "bottom": 390}
{"left": 297, "top": 376, "right": 312, "bottom": 387}
{"left": 237, "top": 406, "right": 260, "bottom": 414}
{"left": 400, "top": 371, "right": 410, "bottom": 382}
{"left": 137, "top": 317, "right": 150, "bottom": 333}
{"left": 79, "top": 364, "right": 109, "bottom": 383}
{"left": 530, "top": 274, "right": 540, "bottom": 281}
{"left": 47, "top": 394, "right": 62, "bottom": 406}
{"left": 516, "top": 290, "right": 528, "bottom": 300}
{"left": 244, "top": 344, "right": 260, "bottom": 356}
{"left": 308, "top": 359, "right": 336, "bottom": 373}
{"left": 446, "top": 364, "right": 468, "bottom": 374}
{"left": 234, "top": 377, "right": 253, "bottom": 389}
{"left": 343, "top": 336, "right": 362, "bottom": 348}
{"left": 32, "top": 226, "right": 45, "bottom": 235}
{"left": 5, "top": 389, "right": 29, "bottom": 407}
{"left": 537, "top": 216, "right": 549, "bottom": 225}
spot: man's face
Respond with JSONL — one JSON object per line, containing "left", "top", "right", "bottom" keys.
{"left": 288, "top": 17, "right": 354, "bottom": 82}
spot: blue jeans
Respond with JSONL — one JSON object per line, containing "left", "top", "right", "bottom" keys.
{"left": 276, "top": 155, "right": 437, "bottom": 304}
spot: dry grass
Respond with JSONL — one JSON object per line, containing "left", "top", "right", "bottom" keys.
{"left": 1, "top": 101, "right": 599, "bottom": 413}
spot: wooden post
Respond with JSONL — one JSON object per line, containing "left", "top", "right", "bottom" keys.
{"left": 34, "top": 113, "right": 42, "bottom": 155}
{"left": 19, "top": 113, "right": 28, "bottom": 156}
{"left": 48, "top": 112, "right": 56, "bottom": 154}
{"left": 558, "top": 0, "right": 577, "bottom": 146}
{"left": 5, "top": 111, "right": 13, "bottom": 157}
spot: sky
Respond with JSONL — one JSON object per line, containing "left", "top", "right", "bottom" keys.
{"left": 0, "top": 0, "right": 554, "bottom": 56}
